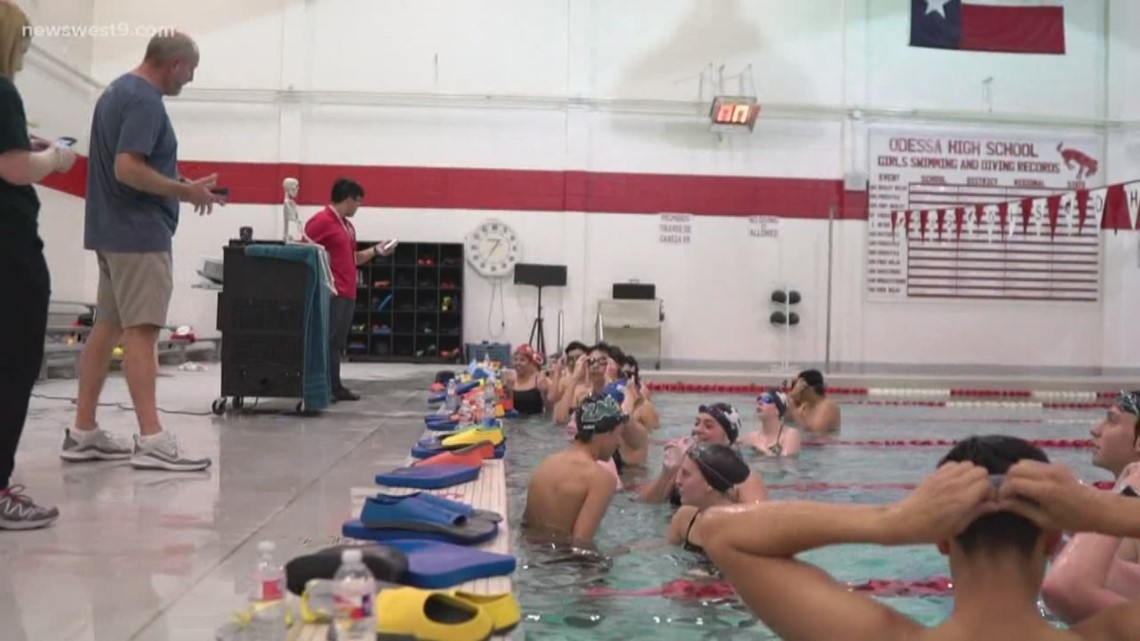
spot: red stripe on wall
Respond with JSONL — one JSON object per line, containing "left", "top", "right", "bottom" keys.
{"left": 42, "top": 156, "right": 856, "bottom": 220}
{"left": 960, "top": 4, "right": 1065, "bottom": 55}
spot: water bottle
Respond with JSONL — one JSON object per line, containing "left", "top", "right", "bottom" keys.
{"left": 331, "top": 549, "right": 376, "bottom": 641}
{"left": 459, "top": 398, "right": 473, "bottom": 423}
{"left": 446, "top": 378, "right": 458, "bottom": 412}
{"left": 248, "top": 541, "right": 286, "bottom": 641}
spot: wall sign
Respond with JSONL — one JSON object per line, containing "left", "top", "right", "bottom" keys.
{"left": 866, "top": 127, "right": 1104, "bottom": 303}
{"left": 659, "top": 213, "right": 693, "bottom": 244}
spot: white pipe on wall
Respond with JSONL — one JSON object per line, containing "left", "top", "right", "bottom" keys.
{"left": 28, "top": 44, "right": 1137, "bottom": 132}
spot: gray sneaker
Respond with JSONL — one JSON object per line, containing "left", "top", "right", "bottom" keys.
{"left": 0, "top": 485, "right": 59, "bottom": 530}
{"left": 60, "top": 427, "right": 133, "bottom": 462}
{"left": 130, "top": 432, "right": 212, "bottom": 472}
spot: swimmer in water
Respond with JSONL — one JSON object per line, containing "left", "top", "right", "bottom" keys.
{"left": 553, "top": 343, "right": 612, "bottom": 424}
{"left": 1042, "top": 390, "right": 1140, "bottom": 624}
{"left": 502, "top": 344, "right": 550, "bottom": 416}
{"left": 667, "top": 443, "right": 751, "bottom": 554}
{"left": 742, "top": 388, "right": 801, "bottom": 457}
{"left": 544, "top": 340, "right": 588, "bottom": 409}
{"left": 700, "top": 434, "right": 1140, "bottom": 641}
{"left": 640, "top": 402, "right": 768, "bottom": 505}
{"left": 523, "top": 393, "right": 627, "bottom": 545}
{"left": 785, "top": 369, "right": 841, "bottom": 435}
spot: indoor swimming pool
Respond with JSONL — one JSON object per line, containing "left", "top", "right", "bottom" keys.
{"left": 504, "top": 391, "right": 1110, "bottom": 640}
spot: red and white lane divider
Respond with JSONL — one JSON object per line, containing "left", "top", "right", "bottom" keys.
{"left": 644, "top": 382, "right": 1115, "bottom": 410}
{"left": 767, "top": 480, "right": 1115, "bottom": 492}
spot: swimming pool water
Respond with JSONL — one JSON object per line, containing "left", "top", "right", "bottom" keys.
{"left": 505, "top": 393, "right": 1108, "bottom": 640}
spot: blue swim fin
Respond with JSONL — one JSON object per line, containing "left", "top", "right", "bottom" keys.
{"left": 375, "top": 464, "right": 480, "bottom": 490}
{"left": 383, "top": 539, "right": 517, "bottom": 589}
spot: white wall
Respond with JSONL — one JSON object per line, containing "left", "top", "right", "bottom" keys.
{"left": 16, "top": 0, "right": 100, "bottom": 304}
{"left": 24, "top": 0, "right": 1140, "bottom": 369}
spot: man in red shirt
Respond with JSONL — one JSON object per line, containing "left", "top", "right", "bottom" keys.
{"left": 304, "top": 178, "right": 393, "bottom": 401}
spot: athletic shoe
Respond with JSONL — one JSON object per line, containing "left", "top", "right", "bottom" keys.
{"left": 0, "top": 485, "right": 59, "bottom": 530}
{"left": 129, "top": 432, "right": 212, "bottom": 472}
{"left": 60, "top": 427, "right": 133, "bottom": 462}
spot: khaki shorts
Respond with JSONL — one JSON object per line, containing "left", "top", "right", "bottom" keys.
{"left": 95, "top": 251, "right": 173, "bottom": 328}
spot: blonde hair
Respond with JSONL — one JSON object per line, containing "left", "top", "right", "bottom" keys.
{"left": 0, "top": 1, "right": 31, "bottom": 80}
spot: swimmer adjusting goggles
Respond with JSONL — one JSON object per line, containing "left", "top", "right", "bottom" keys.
{"left": 686, "top": 443, "right": 737, "bottom": 493}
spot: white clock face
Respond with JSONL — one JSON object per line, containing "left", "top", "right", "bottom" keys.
{"left": 466, "top": 220, "right": 520, "bottom": 278}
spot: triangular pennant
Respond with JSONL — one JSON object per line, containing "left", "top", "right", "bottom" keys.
{"left": 891, "top": 210, "right": 900, "bottom": 235}
{"left": 1047, "top": 195, "right": 1063, "bottom": 238}
{"left": 998, "top": 203, "right": 1010, "bottom": 242}
{"left": 936, "top": 209, "right": 947, "bottom": 241}
{"left": 1020, "top": 198, "right": 1034, "bottom": 235}
{"left": 956, "top": 207, "right": 966, "bottom": 239}
{"left": 1088, "top": 187, "right": 1108, "bottom": 233}
{"left": 1076, "top": 189, "right": 1090, "bottom": 233}
{"left": 1126, "top": 182, "right": 1140, "bottom": 231}
{"left": 1106, "top": 184, "right": 1127, "bottom": 234}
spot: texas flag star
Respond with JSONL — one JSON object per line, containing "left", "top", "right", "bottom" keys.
{"left": 925, "top": 0, "right": 951, "bottom": 18}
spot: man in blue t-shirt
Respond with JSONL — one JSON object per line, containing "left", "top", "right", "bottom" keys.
{"left": 62, "top": 33, "right": 221, "bottom": 473}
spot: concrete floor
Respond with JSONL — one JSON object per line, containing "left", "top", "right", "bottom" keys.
{"left": 0, "top": 362, "right": 441, "bottom": 641}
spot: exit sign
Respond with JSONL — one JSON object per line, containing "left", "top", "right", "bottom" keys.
{"left": 709, "top": 96, "right": 760, "bottom": 132}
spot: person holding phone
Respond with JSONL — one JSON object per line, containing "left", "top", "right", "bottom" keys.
{"left": 0, "top": 3, "right": 78, "bottom": 529}
{"left": 304, "top": 177, "right": 395, "bottom": 402}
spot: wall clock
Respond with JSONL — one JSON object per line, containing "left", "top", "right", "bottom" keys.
{"left": 465, "top": 219, "right": 521, "bottom": 278}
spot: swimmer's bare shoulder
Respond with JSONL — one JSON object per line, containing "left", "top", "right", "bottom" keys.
{"left": 523, "top": 450, "right": 595, "bottom": 536}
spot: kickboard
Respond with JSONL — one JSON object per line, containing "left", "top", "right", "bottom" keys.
{"left": 383, "top": 539, "right": 517, "bottom": 589}
{"left": 375, "top": 464, "right": 480, "bottom": 489}
{"left": 411, "top": 441, "right": 505, "bottom": 460}
{"left": 342, "top": 518, "right": 499, "bottom": 546}
{"left": 455, "top": 381, "right": 480, "bottom": 395}
{"left": 424, "top": 418, "right": 460, "bottom": 431}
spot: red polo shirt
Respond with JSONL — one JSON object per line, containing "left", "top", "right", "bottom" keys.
{"left": 304, "top": 206, "right": 357, "bottom": 299}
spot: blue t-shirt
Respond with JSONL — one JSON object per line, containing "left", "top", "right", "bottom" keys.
{"left": 85, "top": 73, "right": 180, "bottom": 253}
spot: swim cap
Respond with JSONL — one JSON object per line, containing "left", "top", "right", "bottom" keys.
{"left": 688, "top": 443, "right": 751, "bottom": 492}
{"left": 603, "top": 381, "right": 626, "bottom": 405}
{"left": 698, "top": 403, "right": 742, "bottom": 443}
{"left": 514, "top": 344, "right": 544, "bottom": 367}
{"left": 576, "top": 393, "right": 628, "bottom": 435}
{"left": 1115, "top": 391, "right": 1140, "bottom": 417}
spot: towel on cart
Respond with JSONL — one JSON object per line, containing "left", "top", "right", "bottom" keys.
{"left": 243, "top": 244, "right": 332, "bottom": 412}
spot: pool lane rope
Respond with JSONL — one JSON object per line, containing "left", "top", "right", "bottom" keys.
{"left": 584, "top": 577, "right": 958, "bottom": 599}
{"left": 767, "top": 480, "right": 1116, "bottom": 492}
{"left": 645, "top": 383, "right": 1115, "bottom": 409}
{"left": 649, "top": 438, "right": 1094, "bottom": 449}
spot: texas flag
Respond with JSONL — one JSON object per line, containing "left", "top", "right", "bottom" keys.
{"left": 911, "top": 0, "right": 1065, "bottom": 55}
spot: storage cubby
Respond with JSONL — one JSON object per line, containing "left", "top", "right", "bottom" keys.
{"left": 345, "top": 241, "right": 465, "bottom": 363}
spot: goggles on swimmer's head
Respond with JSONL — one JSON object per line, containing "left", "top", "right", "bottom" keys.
{"left": 685, "top": 442, "right": 735, "bottom": 492}
{"left": 1116, "top": 391, "right": 1140, "bottom": 417}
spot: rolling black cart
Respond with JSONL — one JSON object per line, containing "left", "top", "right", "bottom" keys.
{"left": 212, "top": 241, "right": 331, "bottom": 415}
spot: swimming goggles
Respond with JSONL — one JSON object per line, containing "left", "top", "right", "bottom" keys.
{"left": 686, "top": 443, "right": 735, "bottom": 491}
{"left": 757, "top": 393, "right": 775, "bottom": 405}
{"left": 1116, "top": 391, "right": 1140, "bottom": 416}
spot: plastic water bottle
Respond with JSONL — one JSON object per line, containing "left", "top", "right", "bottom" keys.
{"left": 446, "top": 378, "right": 458, "bottom": 412}
{"left": 459, "top": 398, "right": 473, "bottom": 423}
{"left": 332, "top": 549, "right": 376, "bottom": 641}
{"left": 248, "top": 541, "right": 286, "bottom": 641}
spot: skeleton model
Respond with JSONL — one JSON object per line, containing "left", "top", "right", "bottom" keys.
{"left": 282, "top": 177, "right": 307, "bottom": 243}
{"left": 282, "top": 177, "right": 338, "bottom": 295}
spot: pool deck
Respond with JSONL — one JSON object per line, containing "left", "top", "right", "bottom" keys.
{"left": 290, "top": 433, "right": 516, "bottom": 641}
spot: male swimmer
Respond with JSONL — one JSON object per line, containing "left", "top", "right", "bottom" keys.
{"left": 1042, "top": 390, "right": 1140, "bottom": 624}
{"left": 785, "top": 369, "right": 841, "bottom": 434}
{"left": 698, "top": 434, "right": 1140, "bottom": 641}
{"left": 522, "top": 393, "right": 628, "bottom": 545}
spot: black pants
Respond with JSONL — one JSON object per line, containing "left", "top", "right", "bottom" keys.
{"left": 0, "top": 249, "right": 50, "bottom": 489}
{"left": 328, "top": 295, "right": 355, "bottom": 393}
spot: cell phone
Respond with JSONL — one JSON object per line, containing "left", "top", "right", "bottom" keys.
{"left": 382, "top": 239, "right": 399, "bottom": 252}
{"left": 56, "top": 137, "right": 77, "bottom": 147}
{"left": 211, "top": 187, "right": 230, "bottom": 197}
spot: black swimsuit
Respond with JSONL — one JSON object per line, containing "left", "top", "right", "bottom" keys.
{"left": 512, "top": 386, "right": 545, "bottom": 415}
{"left": 682, "top": 510, "right": 703, "bottom": 554}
